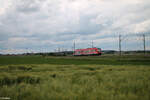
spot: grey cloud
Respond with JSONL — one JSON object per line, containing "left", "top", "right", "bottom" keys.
{"left": 14, "top": 0, "right": 42, "bottom": 13}
{"left": 0, "top": 0, "right": 150, "bottom": 53}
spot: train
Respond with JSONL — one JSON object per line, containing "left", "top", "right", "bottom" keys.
{"left": 73, "top": 47, "right": 102, "bottom": 56}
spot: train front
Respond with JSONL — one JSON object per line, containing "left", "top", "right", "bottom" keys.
{"left": 96, "top": 48, "right": 102, "bottom": 55}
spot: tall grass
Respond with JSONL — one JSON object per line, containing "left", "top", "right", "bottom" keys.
{"left": 0, "top": 64, "right": 150, "bottom": 100}
{"left": 0, "top": 55, "right": 150, "bottom": 100}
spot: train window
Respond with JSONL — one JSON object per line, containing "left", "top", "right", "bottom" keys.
{"left": 98, "top": 48, "right": 101, "bottom": 51}
{"left": 89, "top": 50, "right": 92, "bottom": 52}
{"left": 92, "top": 49, "right": 95, "bottom": 52}
{"left": 76, "top": 51, "right": 80, "bottom": 54}
{"left": 85, "top": 50, "right": 88, "bottom": 53}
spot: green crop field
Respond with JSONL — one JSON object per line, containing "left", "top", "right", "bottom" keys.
{"left": 0, "top": 55, "right": 150, "bottom": 100}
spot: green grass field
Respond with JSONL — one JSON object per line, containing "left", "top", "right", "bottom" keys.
{"left": 0, "top": 55, "right": 150, "bottom": 100}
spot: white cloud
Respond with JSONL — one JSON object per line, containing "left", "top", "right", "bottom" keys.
{"left": 0, "top": 0, "right": 150, "bottom": 53}
{"left": 0, "top": 0, "right": 12, "bottom": 15}
{"left": 134, "top": 20, "right": 150, "bottom": 32}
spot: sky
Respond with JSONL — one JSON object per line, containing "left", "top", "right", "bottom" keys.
{"left": 0, "top": 0, "right": 150, "bottom": 54}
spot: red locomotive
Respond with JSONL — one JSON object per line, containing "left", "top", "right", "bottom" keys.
{"left": 74, "top": 48, "right": 102, "bottom": 56}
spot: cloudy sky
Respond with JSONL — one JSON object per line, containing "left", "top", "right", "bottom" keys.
{"left": 0, "top": 0, "right": 150, "bottom": 54}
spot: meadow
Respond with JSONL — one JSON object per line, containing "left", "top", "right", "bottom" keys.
{"left": 0, "top": 55, "right": 150, "bottom": 100}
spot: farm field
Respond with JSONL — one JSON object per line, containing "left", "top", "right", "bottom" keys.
{"left": 0, "top": 55, "right": 150, "bottom": 100}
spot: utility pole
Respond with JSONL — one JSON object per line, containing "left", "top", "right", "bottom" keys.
{"left": 58, "top": 48, "right": 60, "bottom": 52}
{"left": 73, "top": 41, "right": 76, "bottom": 54}
{"left": 92, "top": 40, "right": 93, "bottom": 48}
{"left": 143, "top": 34, "right": 146, "bottom": 54}
{"left": 119, "top": 35, "right": 121, "bottom": 56}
